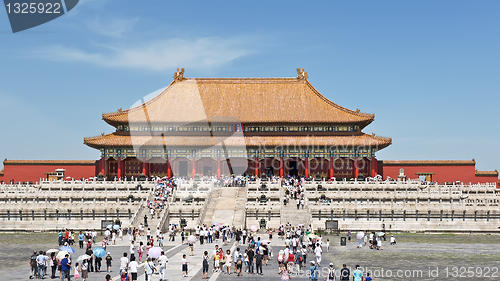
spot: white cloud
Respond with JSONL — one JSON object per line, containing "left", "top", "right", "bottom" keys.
{"left": 35, "top": 37, "right": 252, "bottom": 71}
{"left": 86, "top": 17, "right": 138, "bottom": 38}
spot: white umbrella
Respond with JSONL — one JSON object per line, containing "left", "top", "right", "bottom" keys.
{"left": 46, "top": 249, "right": 59, "bottom": 254}
{"left": 77, "top": 254, "right": 92, "bottom": 263}
{"left": 57, "top": 251, "right": 69, "bottom": 260}
{"left": 148, "top": 247, "right": 163, "bottom": 258}
{"left": 187, "top": 235, "right": 197, "bottom": 244}
{"left": 377, "top": 232, "right": 385, "bottom": 237}
{"left": 356, "top": 231, "right": 365, "bottom": 240}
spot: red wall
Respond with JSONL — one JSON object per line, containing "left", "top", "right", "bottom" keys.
{"left": 3, "top": 164, "right": 97, "bottom": 184}
{"left": 380, "top": 164, "right": 498, "bottom": 184}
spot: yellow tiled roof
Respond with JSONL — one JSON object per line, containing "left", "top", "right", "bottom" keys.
{"left": 475, "top": 170, "right": 499, "bottom": 176}
{"left": 102, "top": 76, "right": 375, "bottom": 127}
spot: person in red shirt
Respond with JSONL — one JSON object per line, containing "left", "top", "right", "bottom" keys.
{"left": 64, "top": 229, "right": 70, "bottom": 244}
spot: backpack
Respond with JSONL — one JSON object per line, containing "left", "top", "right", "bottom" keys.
{"left": 329, "top": 268, "right": 335, "bottom": 279}
{"left": 203, "top": 256, "right": 209, "bottom": 267}
{"left": 236, "top": 257, "right": 242, "bottom": 266}
{"left": 30, "top": 255, "right": 37, "bottom": 267}
{"left": 278, "top": 254, "right": 284, "bottom": 262}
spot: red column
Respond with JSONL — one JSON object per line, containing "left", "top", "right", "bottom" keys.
{"left": 371, "top": 157, "right": 377, "bottom": 177}
{"left": 254, "top": 157, "right": 259, "bottom": 177}
{"left": 192, "top": 158, "right": 196, "bottom": 179}
{"left": 354, "top": 157, "right": 359, "bottom": 179}
{"left": 329, "top": 157, "right": 334, "bottom": 179}
{"left": 117, "top": 157, "right": 122, "bottom": 179}
{"left": 99, "top": 157, "right": 105, "bottom": 175}
{"left": 142, "top": 157, "right": 147, "bottom": 175}
{"left": 167, "top": 157, "right": 172, "bottom": 178}
{"left": 217, "top": 157, "right": 221, "bottom": 178}
{"left": 305, "top": 157, "right": 309, "bottom": 178}
{"left": 279, "top": 157, "right": 284, "bottom": 178}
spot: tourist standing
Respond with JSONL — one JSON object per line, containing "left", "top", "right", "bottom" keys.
{"left": 247, "top": 246, "right": 255, "bottom": 274}
{"left": 309, "top": 261, "right": 318, "bottom": 281}
{"left": 60, "top": 254, "right": 71, "bottom": 281}
{"left": 181, "top": 254, "right": 189, "bottom": 278}
{"left": 324, "top": 263, "right": 336, "bottom": 281}
{"left": 78, "top": 231, "right": 85, "bottom": 249}
{"left": 119, "top": 253, "right": 129, "bottom": 275}
{"left": 314, "top": 243, "right": 322, "bottom": 266}
{"left": 281, "top": 267, "right": 290, "bottom": 281}
{"left": 202, "top": 251, "right": 210, "bottom": 279}
{"left": 137, "top": 242, "right": 144, "bottom": 261}
{"left": 340, "top": 264, "right": 350, "bottom": 281}
{"left": 105, "top": 253, "right": 113, "bottom": 273}
{"left": 157, "top": 251, "right": 168, "bottom": 281}
{"left": 80, "top": 259, "right": 89, "bottom": 281}
{"left": 29, "top": 251, "right": 37, "bottom": 279}
{"left": 352, "top": 265, "right": 363, "bottom": 281}
{"left": 95, "top": 254, "right": 102, "bottom": 273}
{"left": 73, "top": 262, "right": 80, "bottom": 281}
{"left": 50, "top": 252, "right": 57, "bottom": 278}
{"left": 85, "top": 246, "right": 94, "bottom": 272}
{"left": 36, "top": 251, "right": 46, "bottom": 279}
{"left": 188, "top": 241, "right": 194, "bottom": 256}
{"left": 128, "top": 256, "right": 138, "bottom": 281}
{"left": 129, "top": 241, "right": 135, "bottom": 260}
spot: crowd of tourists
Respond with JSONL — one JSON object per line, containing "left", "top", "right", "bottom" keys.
{"left": 282, "top": 176, "right": 306, "bottom": 209}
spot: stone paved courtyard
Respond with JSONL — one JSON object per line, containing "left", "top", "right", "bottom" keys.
{"left": 2, "top": 232, "right": 500, "bottom": 280}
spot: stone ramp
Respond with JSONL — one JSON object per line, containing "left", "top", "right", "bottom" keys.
{"left": 281, "top": 202, "right": 311, "bottom": 227}
{"left": 201, "top": 186, "right": 248, "bottom": 227}
{"left": 201, "top": 186, "right": 222, "bottom": 226}
{"left": 231, "top": 185, "right": 247, "bottom": 229}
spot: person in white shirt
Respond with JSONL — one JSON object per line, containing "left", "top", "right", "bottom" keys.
{"left": 145, "top": 257, "right": 156, "bottom": 280}
{"left": 157, "top": 251, "right": 169, "bottom": 281}
{"left": 233, "top": 248, "right": 240, "bottom": 274}
{"left": 130, "top": 241, "right": 136, "bottom": 260}
{"left": 314, "top": 243, "right": 322, "bottom": 265}
{"left": 92, "top": 230, "right": 97, "bottom": 243}
{"left": 119, "top": 252, "right": 129, "bottom": 272}
{"left": 128, "top": 256, "right": 139, "bottom": 281}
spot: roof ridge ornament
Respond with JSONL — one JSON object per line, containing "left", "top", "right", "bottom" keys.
{"left": 296, "top": 68, "right": 308, "bottom": 80}
{"left": 174, "top": 68, "right": 186, "bottom": 81}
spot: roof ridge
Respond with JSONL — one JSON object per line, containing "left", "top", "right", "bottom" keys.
{"left": 305, "top": 81, "right": 375, "bottom": 120}
{"left": 103, "top": 80, "right": 176, "bottom": 119}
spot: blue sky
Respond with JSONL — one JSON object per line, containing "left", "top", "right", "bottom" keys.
{"left": 0, "top": 0, "right": 499, "bottom": 171}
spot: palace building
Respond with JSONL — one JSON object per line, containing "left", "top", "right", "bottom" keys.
{"left": 83, "top": 68, "right": 392, "bottom": 180}
{"left": 0, "top": 69, "right": 498, "bottom": 184}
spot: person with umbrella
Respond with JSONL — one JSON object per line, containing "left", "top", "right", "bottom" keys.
{"left": 48, "top": 251, "right": 57, "bottom": 279}
{"left": 356, "top": 232, "right": 364, "bottom": 248}
{"left": 85, "top": 245, "right": 94, "bottom": 272}
{"left": 188, "top": 235, "right": 196, "bottom": 256}
{"left": 60, "top": 253, "right": 71, "bottom": 281}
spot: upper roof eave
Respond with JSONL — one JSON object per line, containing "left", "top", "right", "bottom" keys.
{"left": 101, "top": 73, "right": 376, "bottom": 126}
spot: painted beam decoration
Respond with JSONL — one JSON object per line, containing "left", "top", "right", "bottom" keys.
{"left": 243, "top": 125, "right": 359, "bottom": 133}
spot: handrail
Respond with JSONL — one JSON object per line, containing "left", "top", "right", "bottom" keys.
{"left": 157, "top": 186, "right": 176, "bottom": 232}
{"left": 196, "top": 180, "right": 214, "bottom": 227}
